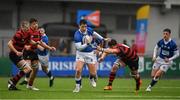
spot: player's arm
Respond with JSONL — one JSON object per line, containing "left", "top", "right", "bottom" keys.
{"left": 98, "top": 52, "right": 108, "bottom": 63}
{"left": 39, "top": 40, "right": 56, "bottom": 51}
{"left": 169, "top": 50, "right": 179, "bottom": 61}
{"left": 74, "top": 32, "right": 89, "bottom": 51}
{"left": 97, "top": 47, "right": 120, "bottom": 54}
{"left": 75, "top": 42, "right": 88, "bottom": 50}
{"left": 152, "top": 44, "right": 159, "bottom": 61}
{"left": 8, "top": 40, "right": 22, "bottom": 56}
{"left": 169, "top": 44, "right": 179, "bottom": 61}
{"left": 93, "top": 31, "right": 110, "bottom": 41}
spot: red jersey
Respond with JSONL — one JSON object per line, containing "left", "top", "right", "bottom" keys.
{"left": 131, "top": 43, "right": 138, "bottom": 53}
{"left": 115, "top": 43, "right": 138, "bottom": 61}
{"left": 11, "top": 29, "right": 30, "bottom": 52}
{"left": 29, "top": 28, "right": 42, "bottom": 49}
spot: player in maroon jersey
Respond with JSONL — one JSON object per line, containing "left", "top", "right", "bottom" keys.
{"left": 97, "top": 39, "right": 142, "bottom": 92}
{"left": 22, "top": 18, "right": 55, "bottom": 90}
{"left": 7, "top": 21, "right": 32, "bottom": 90}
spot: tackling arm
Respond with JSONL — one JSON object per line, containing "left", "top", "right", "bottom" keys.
{"left": 8, "top": 40, "right": 19, "bottom": 54}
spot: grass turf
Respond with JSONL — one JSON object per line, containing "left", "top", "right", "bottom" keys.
{"left": 0, "top": 77, "right": 180, "bottom": 99}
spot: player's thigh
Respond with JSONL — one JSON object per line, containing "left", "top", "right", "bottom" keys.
{"left": 155, "top": 69, "right": 164, "bottom": 77}
{"left": 38, "top": 54, "right": 49, "bottom": 67}
{"left": 75, "top": 60, "right": 85, "bottom": 72}
{"left": 87, "top": 63, "right": 97, "bottom": 74}
{"left": 151, "top": 61, "right": 161, "bottom": 77}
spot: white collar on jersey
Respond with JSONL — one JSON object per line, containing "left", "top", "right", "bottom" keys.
{"left": 163, "top": 38, "right": 171, "bottom": 44}
{"left": 79, "top": 29, "right": 88, "bottom": 35}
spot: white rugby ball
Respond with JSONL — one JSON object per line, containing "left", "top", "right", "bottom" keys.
{"left": 83, "top": 35, "right": 92, "bottom": 44}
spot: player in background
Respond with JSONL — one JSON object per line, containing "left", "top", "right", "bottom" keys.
{"left": 97, "top": 39, "right": 142, "bottom": 92}
{"left": 20, "top": 28, "right": 56, "bottom": 87}
{"left": 146, "top": 28, "right": 179, "bottom": 92}
{"left": 73, "top": 19, "right": 108, "bottom": 93}
{"left": 37, "top": 27, "right": 56, "bottom": 87}
{"left": 21, "top": 18, "right": 55, "bottom": 90}
{"left": 7, "top": 21, "right": 32, "bottom": 90}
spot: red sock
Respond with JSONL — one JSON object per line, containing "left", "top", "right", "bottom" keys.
{"left": 11, "top": 71, "right": 25, "bottom": 85}
{"left": 108, "top": 72, "right": 116, "bottom": 86}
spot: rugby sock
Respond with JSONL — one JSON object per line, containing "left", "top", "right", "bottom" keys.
{"left": 135, "top": 77, "right": 141, "bottom": 90}
{"left": 75, "top": 77, "right": 82, "bottom": 86}
{"left": 108, "top": 72, "right": 116, "bottom": 86}
{"left": 11, "top": 71, "right": 25, "bottom": 85}
{"left": 47, "top": 71, "right": 52, "bottom": 78}
{"left": 28, "top": 80, "right": 33, "bottom": 86}
{"left": 150, "top": 77, "right": 159, "bottom": 87}
{"left": 25, "top": 72, "right": 31, "bottom": 81}
{"left": 89, "top": 74, "right": 97, "bottom": 81}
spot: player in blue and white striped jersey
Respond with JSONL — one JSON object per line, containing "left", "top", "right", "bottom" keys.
{"left": 73, "top": 19, "right": 108, "bottom": 93}
{"left": 146, "top": 28, "right": 179, "bottom": 92}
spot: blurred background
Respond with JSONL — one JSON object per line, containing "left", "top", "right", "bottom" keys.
{"left": 0, "top": 0, "right": 180, "bottom": 77}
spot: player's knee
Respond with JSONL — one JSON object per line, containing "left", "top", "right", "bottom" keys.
{"left": 111, "top": 65, "right": 118, "bottom": 72}
{"left": 76, "top": 69, "right": 82, "bottom": 76}
{"left": 153, "top": 76, "right": 159, "bottom": 81}
{"left": 22, "top": 62, "right": 32, "bottom": 73}
{"left": 31, "top": 62, "right": 40, "bottom": 69}
{"left": 130, "top": 71, "right": 139, "bottom": 78}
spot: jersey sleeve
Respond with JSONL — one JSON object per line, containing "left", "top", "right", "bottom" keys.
{"left": 12, "top": 32, "right": 22, "bottom": 43}
{"left": 157, "top": 40, "right": 161, "bottom": 47}
{"left": 172, "top": 41, "right": 178, "bottom": 51}
{"left": 74, "top": 32, "right": 82, "bottom": 43}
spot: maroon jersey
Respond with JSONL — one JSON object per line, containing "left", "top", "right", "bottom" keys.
{"left": 115, "top": 43, "right": 138, "bottom": 61}
{"left": 11, "top": 29, "right": 30, "bottom": 52}
{"left": 29, "top": 28, "right": 42, "bottom": 49}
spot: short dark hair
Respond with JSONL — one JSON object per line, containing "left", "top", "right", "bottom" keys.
{"left": 79, "top": 19, "right": 87, "bottom": 25}
{"left": 108, "top": 39, "right": 117, "bottom": 47}
{"left": 29, "top": 18, "right": 38, "bottom": 24}
{"left": 163, "top": 28, "right": 171, "bottom": 34}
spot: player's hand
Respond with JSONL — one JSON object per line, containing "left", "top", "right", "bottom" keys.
{"left": 84, "top": 35, "right": 93, "bottom": 44}
{"left": 104, "top": 38, "right": 111, "bottom": 41}
{"left": 164, "top": 57, "right": 169, "bottom": 63}
{"left": 96, "top": 46, "right": 102, "bottom": 51}
{"left": 50, "top": 47, "right": 56, "bottom": 51}
{"left": 16, "top": 51, "right": 23, "bottom": 56}
{"left": 152, "top": 57, "right": 156, "bottom": 62}
{"left": 98, "top": 57, "right": 104, "bottom": 63}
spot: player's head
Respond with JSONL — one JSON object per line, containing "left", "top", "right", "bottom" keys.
{"left": 108, "top": 39, "right": 117, "bottom": 48}
{"left": 79, "top": 19, "right": 87, "bottom": 33}
{"left": 163, "top": 28, "right": 171, "bottom": 41}
{"left": 29, "top": 18, "right": 38, "bottom": 30}
{"left": 20, "top": 21, "right": 29, "bottom": 32}
{"left": 39, "top": 27, "right": 45, "bottom": 35}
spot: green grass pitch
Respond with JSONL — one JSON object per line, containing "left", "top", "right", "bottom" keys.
{"left": 0, "top": 77, "right": 180, "bottom": 100}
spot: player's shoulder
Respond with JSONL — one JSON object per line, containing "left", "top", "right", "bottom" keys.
{"left": 87, "top": 27, "right": 94, "bottom": 33}
{"left": 74, "top": 30, "right": 81, "bottom": 37}
{"left": 14, "top": 30, "right": 23, "bottom": 37}
{"left": 170, "top": 39, "right": 177, "bottom": 46}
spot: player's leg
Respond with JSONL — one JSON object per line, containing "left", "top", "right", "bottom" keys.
{"left": 130, "top": 69, "right": 142, "bottom": 91}
{"left": 146, "top": 60, "right": 161, "bottom": 92}
{"left": 104, "top": 59, "right": 124, "bottom": 90}
{"left": 73, "top": 60, "right": 84, "bottom": 92}
{"left": 8, "top": 59, "right": 32, "bottom": 90}
{"left": 19, "top": 60, "right": 31, "bottom": 85}
{"left": 86, "top": 52, "right": 98, "bottom": 88}
{"left": 87, "top": 63, "right": 97, "bottom": 87}
{"left": 27, "top": 60, "right": 39, "bottom": 90}
{"left": 39, "top": 54, "right": 54, "bottom": 87}
{"left": 128, "top": 59, "right": 142, "bottom": 91}
{"left": 146, "top": 64, "right": 169, "bottom": 92}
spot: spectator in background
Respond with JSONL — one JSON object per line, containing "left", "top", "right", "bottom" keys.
{"left": 123, "top": 39, "right": 129, "bottom": 46}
